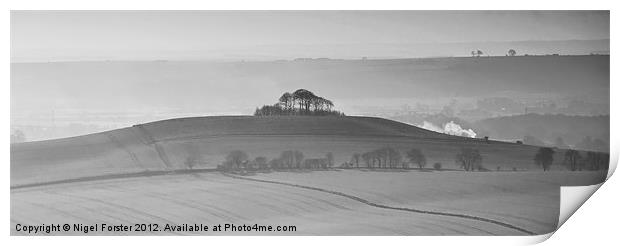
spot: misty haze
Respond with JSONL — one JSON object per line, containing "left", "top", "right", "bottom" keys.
{"left": 10, "top": 10, "right": 610, "bottom": 236}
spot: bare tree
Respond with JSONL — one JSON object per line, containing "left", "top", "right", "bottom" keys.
{"left": 564, "top": 149, "right": 582, "bottom": 171}
{"left": 534, "top": 147, "right": 555, "bottom": 171}
{"left": 360, "top": 147, "right": 403, "bottom": 169}
{"left": 279, "top": 92, "right": 293, "bottom": 112}
{"left": 293, "top": 89, "right": 317, "bottom": 113}
{"left": 326, "top": 152, "right": 334, "bottom": 168}
{"left": 361, "top": 152, "right": 373, "bottom": 169}
{"left": 384, "top": 147, "right": 402, "bottom": 169}
{"left": 294, "top": 150, "right": 304, "bottom": 169}
{"left": 225, "top": 150, "right": 249, "bottom": 170}
{"left": 184, "top": 156, "right": 197, "bottom": 170}
{"left": 455, "top": 147, "right": 483, "bottom": 171}
{"left": 280, "top": 150, "right": 295, "bottom": 169}
{"left": 406, "top": 148, "right": 427, "bottom": 170}
{"left": 508, "top": 49, "right": 517, "bottom": 56}
{"left": 373, "top": 149, "right": 385, "bottom": 168}
{"left": 433, "top": 162, "right": 442, "bottom": 171}
{"left": 311, "top": 97, "right": 323, "bottom": 112}
{"left": 253, "top": 156, "right": 268, "bottom": 170}
{"left": 323, "top": 98, "right": 334, "bottom": 111}
{"left": 584, "top": 151, "right": 609, "bottom": 170}
{"left": 269, "top": 158, "right": 283, "bottom": 170}
{"left": 351, "top": 153, "right": 361, "bottom": 168}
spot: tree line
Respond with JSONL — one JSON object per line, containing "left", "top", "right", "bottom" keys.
{"left": 254, "top": 89, "right": 345, "bottom": 116}
{"left": 534, "top": 147, "right": 610, "bottom": 171}
{"left": 215, "top": 147, "right": 484, "bottom": 172}
{"left": 343, "top": 147, "right": 482, "bottom": 171}
{"left": 209, "top": 146, "right": 609, "bottom": 173}
{"left": 217, "top": 150, "right": 335, "bottom": 172}
{"left": 347, "top": 146, "right": 607, "bottom": 172}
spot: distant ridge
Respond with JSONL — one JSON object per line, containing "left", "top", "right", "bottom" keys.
{"left": 12, "top": 55, "right": 609, "bottom": 121}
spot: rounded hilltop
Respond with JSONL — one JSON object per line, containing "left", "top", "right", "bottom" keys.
{"left": 11, "top": 115, "right": 465, "bottom": 186}
{"left": 137, "top": 115, "right": 452, "bottom": 141}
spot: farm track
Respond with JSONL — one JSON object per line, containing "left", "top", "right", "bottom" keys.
{"left": 103, "top": 131, "right": 145, "bottom": 169}
{"left": 220, "top": 173, "right": 536, "bottom": 235}
{"left": 133, "top": 124, "right": 173, "bottom": 168}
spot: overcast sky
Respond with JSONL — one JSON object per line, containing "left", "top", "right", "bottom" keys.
{"left": 11, "top": 11, "right": 610, "bottom": 61}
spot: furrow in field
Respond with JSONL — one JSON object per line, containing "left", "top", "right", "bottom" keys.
{"left": 12, "top": 172, "right": 519, "bottom": 235}
{"left": 221, "top": 173, "right": 535, "bottom": 235}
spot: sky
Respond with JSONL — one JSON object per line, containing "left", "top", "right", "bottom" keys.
{"left": 10, "top": 11, "right": 610, "bottom": 141}
{"left": 11, "top": 11, "right": 610, "bottom": 61}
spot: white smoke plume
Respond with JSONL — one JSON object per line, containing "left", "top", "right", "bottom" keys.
{"left": 418, "top": 121, "right": 477, "bottom": 138}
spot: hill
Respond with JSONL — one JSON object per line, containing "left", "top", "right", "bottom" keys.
{"left": 475, "top": 114, "right": 609, "bottom": 150}
{"left": 11, "top": 55, "right": 609, "bottom": 117}
{"left": 11, "top": 115, "right": 565, "bottom": 186}
{"left": 11, "top": 115, "right": 608, "bottom": 236}
{"left": 388, "top": 113, "right": 609, "bottom": 151}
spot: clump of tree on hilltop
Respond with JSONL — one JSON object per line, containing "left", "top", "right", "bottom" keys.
{"left": 254, "top": 89, "right": 345, "bottom": 116}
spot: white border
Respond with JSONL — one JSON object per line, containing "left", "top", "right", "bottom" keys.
{"left": 3, "top": 1, "right": 617, "bottom": 246}
{"left": 2, "top": 0, "right": 617, "bottom": 10}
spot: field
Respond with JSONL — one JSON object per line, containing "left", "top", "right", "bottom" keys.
{"left": 10, "top": 116, "right": 608, "bottom": 235}
{"left": 11, "top": 170, "right": 606, "bottom": 235}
